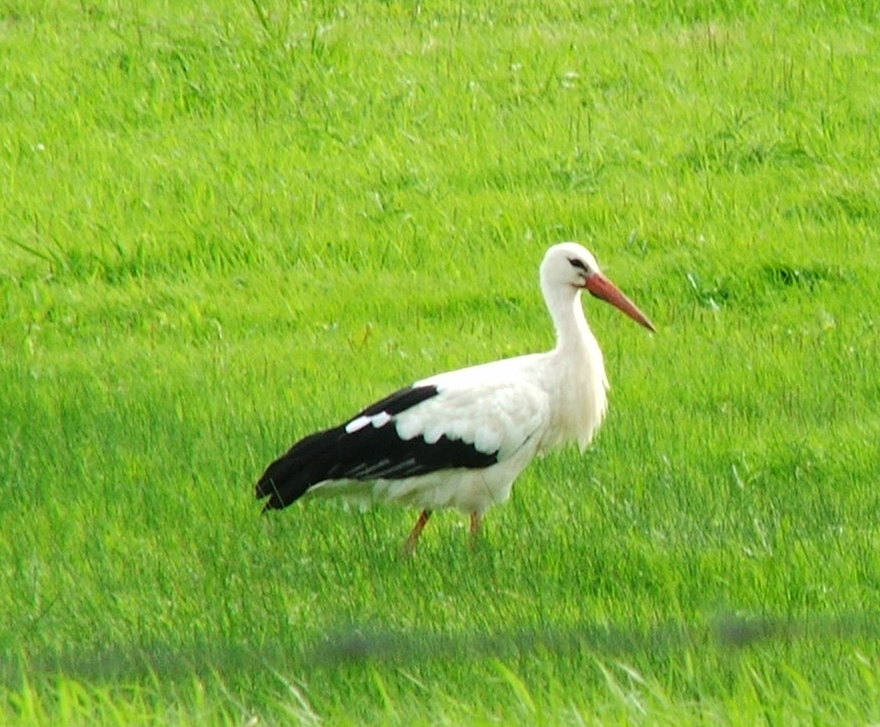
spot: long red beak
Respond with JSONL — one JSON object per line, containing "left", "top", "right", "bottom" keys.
{"left": 584, "top": 273, "right": 656, "bottom": 332}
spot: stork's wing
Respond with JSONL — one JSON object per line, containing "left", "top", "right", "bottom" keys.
{"left": 255, "top": 375, "right": 550, "bottom": 510}
{"left": 394, "top": 376, "right": 550, "bottom": 463}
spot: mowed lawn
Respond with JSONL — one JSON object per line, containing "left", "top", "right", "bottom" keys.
{"left": 2, "top": 0, "right": 880, "bottom": 724}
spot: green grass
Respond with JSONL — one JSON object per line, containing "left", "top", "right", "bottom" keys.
{"left": 2, "top": 0, "right": 880, "bottom": 723}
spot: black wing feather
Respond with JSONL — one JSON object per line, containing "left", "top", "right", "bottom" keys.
{"left": 255, "top": 385, "right": 499, "bottom": 510}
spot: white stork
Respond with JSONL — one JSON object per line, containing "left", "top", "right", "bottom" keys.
{"left": 256, "top": 242, "right": 654, "bottom": 552}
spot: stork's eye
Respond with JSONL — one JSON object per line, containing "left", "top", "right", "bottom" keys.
{"left": 568, "top": 257, "right": 589, "bottom": 272}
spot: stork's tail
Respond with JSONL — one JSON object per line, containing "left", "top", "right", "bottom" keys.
{"left": 255, "top": 427, "right": 340, "bottom": 510}
{"left": 255, "top": 455, "right": 305, "bottom": 511}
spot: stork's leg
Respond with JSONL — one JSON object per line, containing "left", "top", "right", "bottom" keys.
{"left": 469, "top": 511, "right": 483, "bottom": 550}
{"left": 403, "top": 509, "right": 432, "bottom": 555}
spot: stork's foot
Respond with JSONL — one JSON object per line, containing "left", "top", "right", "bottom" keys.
{"left": 402, "top": 509, "right": 432, "bottom": 556}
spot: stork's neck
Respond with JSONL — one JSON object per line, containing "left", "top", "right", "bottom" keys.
{"left": 543, "top": 283, "right": 595, "bottom": 354}
{"left": 539, "top": 278, "right": 609, "bottom": 454}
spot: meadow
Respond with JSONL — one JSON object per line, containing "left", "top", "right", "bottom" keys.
{"left": 2, "top": 0, "right": 880, "bottom": 723}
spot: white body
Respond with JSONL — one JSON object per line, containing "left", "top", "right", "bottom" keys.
{"left": 305, "top": 243, "right": 612, "bottom": 515}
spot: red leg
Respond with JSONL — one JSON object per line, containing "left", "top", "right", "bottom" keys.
{"left": 469, "top": 511, "right": 483, "bottom": 549}
{"left": 403, "top": 509, "right": 432, "bottom": 555}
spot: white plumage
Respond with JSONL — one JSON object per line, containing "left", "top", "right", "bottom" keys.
{"left": 256, "top": 242, "right": 654, "bottom": 551}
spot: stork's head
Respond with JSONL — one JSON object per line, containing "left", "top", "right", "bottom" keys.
{"left": 541, "top": 242, "right": 655, "bottom": 332}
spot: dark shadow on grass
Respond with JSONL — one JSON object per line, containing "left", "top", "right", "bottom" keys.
{"left": 0, "top": 642, "right": 304, "bottom": 688}
{"left": 5, "top": 613, "right": 880, "bottom": 687}
{"left": 310, "top": 612, "right": 880, "bottom": 666}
